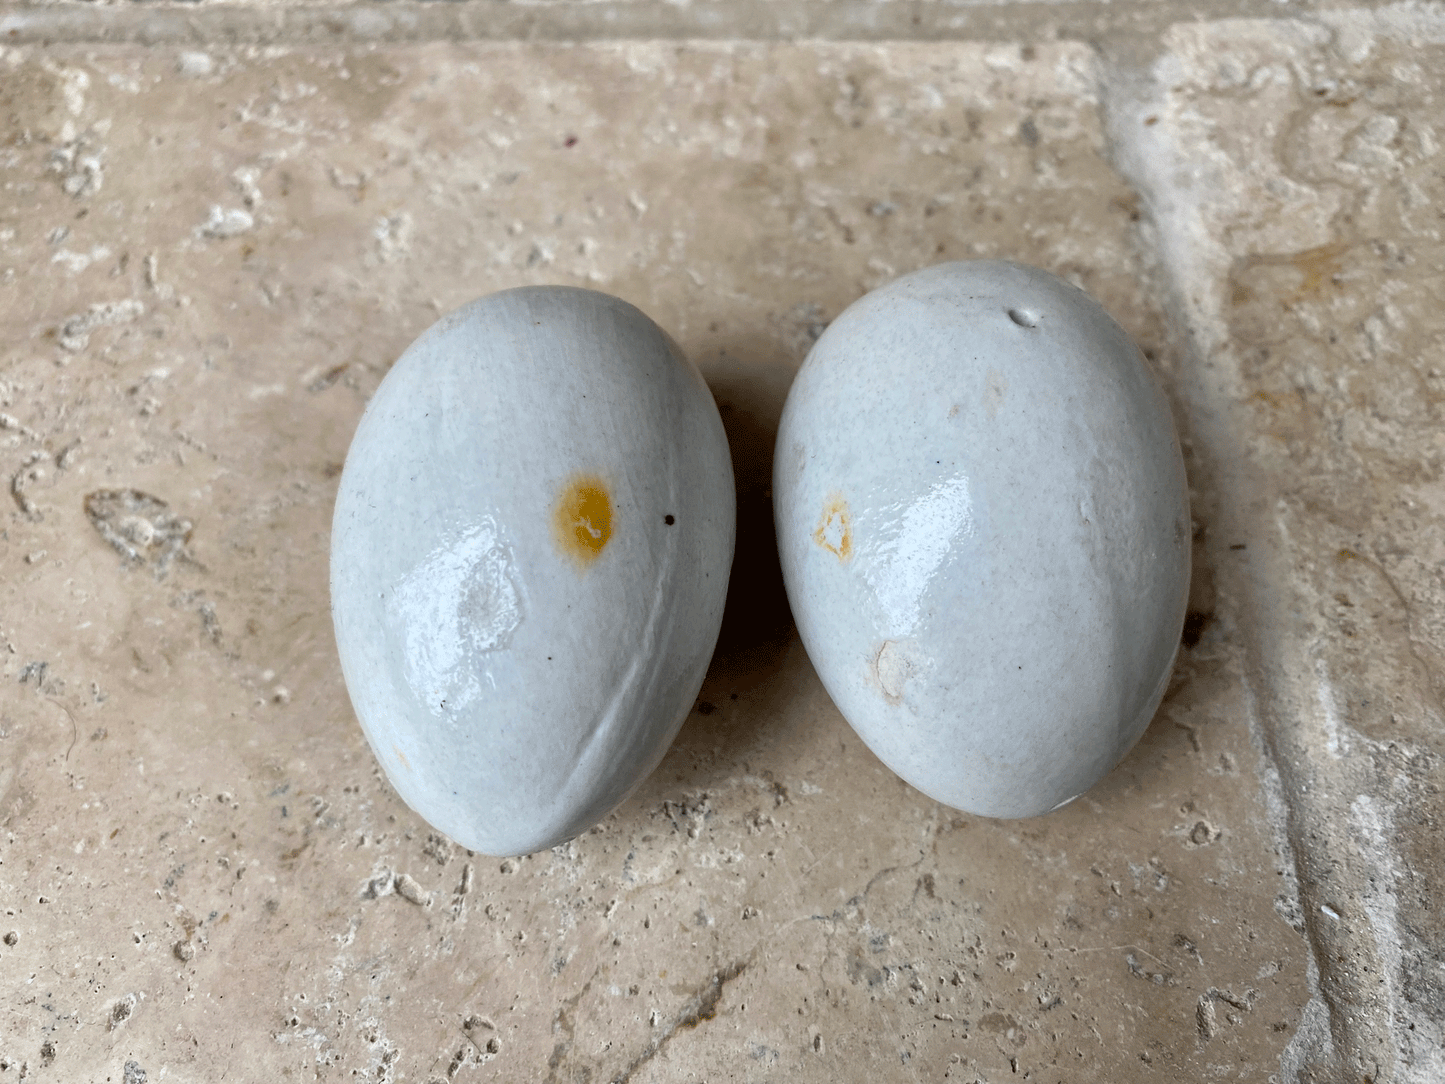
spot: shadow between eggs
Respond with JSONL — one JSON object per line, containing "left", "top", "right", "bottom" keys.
{"left": 625, "top": 341, "right": 808, "bottom": 807}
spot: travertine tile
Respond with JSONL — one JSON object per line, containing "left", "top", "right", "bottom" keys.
{"left": 0, "top": 0, "right": 1380, "bottom": 51}
{"left": 1110, "top": 11, "right": 1445, "bottom": 1081}
{"left": 0, "top": 36, "right": 1345, "bottom": 1083}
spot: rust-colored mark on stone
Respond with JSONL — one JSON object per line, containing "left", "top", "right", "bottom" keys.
{"left": 1290, "top": 242, "right": 1348, "bottom": 297}
{"left": 1251, "top": 390, "right": 1289, "bottom": 409}
{"left": 813, "top": 493, "right": 852, "bottom": 561}
{"left": 553, "top": 474, "right": 613, "bottom": 568}
{"left": 1229, "top": 241, "right": 1349, "bottom": 313}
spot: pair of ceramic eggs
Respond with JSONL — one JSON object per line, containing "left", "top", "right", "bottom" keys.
{"left": 330, "top": 262, "right": 1190, "bottom": 857}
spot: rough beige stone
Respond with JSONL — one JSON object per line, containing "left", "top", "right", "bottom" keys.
{"left": 0, "top": 15, "right": 1436, "bottom": 1082}
{"left": 0, "top": 0, "right": 1385, "bottom": 51}
{"left": 1107, "top": 10, "right": 1445, "bottom": 1081}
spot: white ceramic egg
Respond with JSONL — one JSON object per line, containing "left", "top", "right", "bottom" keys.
{"left": 774, "top": 261, "right": 1189, "bottom": 818}
{"left": 331, "top": 287, "right": 735, "bottom": 856}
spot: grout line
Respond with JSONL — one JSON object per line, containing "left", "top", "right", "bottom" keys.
{"left": 0, "top": 0, "right": 1388, "bottom": 46}
{"left": 1090, "top": 13, "right": 1444, "bottom": 1081}
{"left": 1092, "top": 33, "right": 1359, "bottom": 1082}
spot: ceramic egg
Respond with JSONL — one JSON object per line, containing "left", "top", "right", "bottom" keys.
{"left": 774, "top": 261, "right": 1189, "bottom": 818}
{"left": 331, "top": 286, "right": 735, "bottom": 856}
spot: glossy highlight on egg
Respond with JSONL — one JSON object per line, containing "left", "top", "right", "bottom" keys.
{"left": 331, "top": 286, "right": 735, "bottom": 856}
{"left": 774, "top": 261, "right": 1191, "bottom": 818}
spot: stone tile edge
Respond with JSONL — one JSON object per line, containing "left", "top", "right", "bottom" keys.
{"left": 0, "top": 0, "right": 1395, "bottom": 46}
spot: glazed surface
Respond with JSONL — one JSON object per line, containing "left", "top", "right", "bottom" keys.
{"left": 775, "top": 261, "right": 1190, "bottom": 817}
{"left": 332, "top": 287, "right": 735, "bottom": 855}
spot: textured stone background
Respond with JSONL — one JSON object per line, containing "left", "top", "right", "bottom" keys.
{"left": 0, "top": 3, "right": 1441, "bottom": 1083}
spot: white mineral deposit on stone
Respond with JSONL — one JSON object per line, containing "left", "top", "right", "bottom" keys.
{"left": 177, "top": 51, "right": 214, "bottom": 77}
{"left": 774, "top": 260, "right": 1190, "bottom": 819}
{"left": 198, "top": 205, "right": 254, "bottom": 239}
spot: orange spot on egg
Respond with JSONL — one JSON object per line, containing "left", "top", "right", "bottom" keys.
{"left": 814, "top": 493, "right": 852, "bottom": 561}
{"left": 394, "top": 745, "right": 410, "bottom": 770}
{"left": 553, "top": 474, "right": 614, "bottom": 567}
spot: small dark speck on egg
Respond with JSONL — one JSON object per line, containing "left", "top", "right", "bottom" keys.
{"left": 665, "top": 514, "right": 676, "bottom": 525}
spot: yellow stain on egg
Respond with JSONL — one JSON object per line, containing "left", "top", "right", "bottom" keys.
{"left": 814, "top": 493, "right": 852, "bottom": 561}
{"left": 554, "top": 474, "right": 614, "bottom": 567}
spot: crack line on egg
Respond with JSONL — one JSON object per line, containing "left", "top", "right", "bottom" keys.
{"left": 553, "top": 478, "right": 680, "bottom": 826}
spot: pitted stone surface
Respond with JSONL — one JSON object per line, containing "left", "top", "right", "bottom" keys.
{"left": 0, "top": 18, "right": 1437, "bottom": 1084}
{"left": 1108, "top": 13, "right": 1445, "bottom": 1080}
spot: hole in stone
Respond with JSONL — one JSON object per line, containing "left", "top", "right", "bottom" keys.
{"left": 1007, "top": 308, "right": 1039, "bottom": 328}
